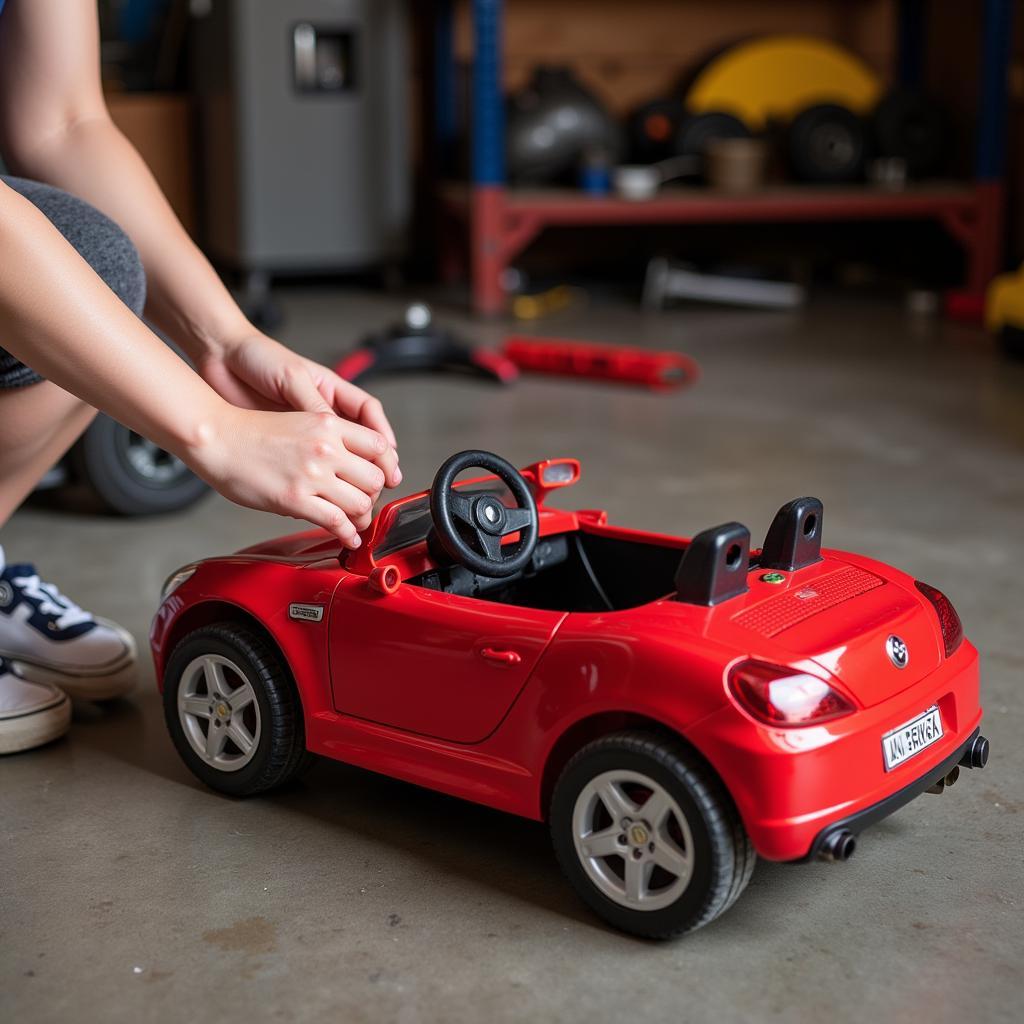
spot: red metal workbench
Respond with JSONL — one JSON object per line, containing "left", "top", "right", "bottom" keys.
{"left": 437, "top": 0, "right": 1012, "bottom": 317}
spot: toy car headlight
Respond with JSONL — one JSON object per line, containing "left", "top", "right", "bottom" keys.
{"left": 161, "top": 564, "right": 198, "bottom": 600}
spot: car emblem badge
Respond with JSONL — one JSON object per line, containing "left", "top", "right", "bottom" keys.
{"left": 886, "top": 634, "right": 909, "bottom": 669}
{"left": 760, "top": 572, "right": 786, "bottom": 584}
{"left": 630, "top": 824, "right": 649, "bottom": 845}
{"left": 288, "top": 603, "right": 324, "bottom": 623}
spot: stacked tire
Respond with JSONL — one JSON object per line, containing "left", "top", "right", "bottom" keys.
{"left": 787, "top": 103, "right": 867, "bottom": 183}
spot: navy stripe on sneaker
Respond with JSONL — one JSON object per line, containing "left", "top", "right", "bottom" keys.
{"left": 0, "top": 564, "right": 97, "bottom": 641}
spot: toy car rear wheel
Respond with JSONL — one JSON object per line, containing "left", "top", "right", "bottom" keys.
{"left": 550, "top": 731, "right": 755, "bottom": 938}
{"left": 163, "top": 624, "right": 312, "bottom": 797}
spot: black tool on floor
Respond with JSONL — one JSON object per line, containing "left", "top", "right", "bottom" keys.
{"left": 335, "top": 304, "right": 518, "bottom": 385}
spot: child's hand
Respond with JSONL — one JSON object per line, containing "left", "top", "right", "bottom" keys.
{"left": 197, "top": 330, "right": 399, "bottom": 483}
{"left": 187, "top": 405, "right": 398, "bottom": 548}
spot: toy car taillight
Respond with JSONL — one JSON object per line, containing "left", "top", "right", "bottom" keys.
{"left": 728, "top": 660, "right": 855, "bottom": 727}
{"left": 914, "top": 581, "right": 964, "bottom": 657}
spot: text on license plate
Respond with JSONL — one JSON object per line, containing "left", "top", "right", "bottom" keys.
{"left": 882, "top": 706, "right": 943, "bottom": 771}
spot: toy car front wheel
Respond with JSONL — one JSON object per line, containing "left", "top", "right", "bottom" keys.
{"left": 550, "top": 731, "right": 755, "bottom": 938}
{"left": 163, "top": 624, "right": 311, "bottom": 797}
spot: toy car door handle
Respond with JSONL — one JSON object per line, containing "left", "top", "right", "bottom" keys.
{"left": 478, "top": 646, "right": 522, "bottom": 666}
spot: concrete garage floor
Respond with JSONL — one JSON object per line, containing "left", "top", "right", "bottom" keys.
{"left": 2, "top": 289, "right": 1022, "bottom": 1024}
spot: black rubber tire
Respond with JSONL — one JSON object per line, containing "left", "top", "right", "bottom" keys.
{"left": 70, "top": 414, "right": 209, "bottom": 516}
{"left": 787, "top": 103, "right": 867, "bottom": 183}
{"left": 675, "top": 110, "right": 751, "bottom": 158}
{"left": 628, "top": 97, "right": 686, "bottom": 164}
{"left": 163, "top": 624, "right": 313, "bottom": 797}
{"left": 550, "top": 730, "right": 755, "bottom": 939}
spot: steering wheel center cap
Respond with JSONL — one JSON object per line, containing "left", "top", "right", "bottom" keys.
{"left": 474, "top": 497, "right": 506, "bottom": 534}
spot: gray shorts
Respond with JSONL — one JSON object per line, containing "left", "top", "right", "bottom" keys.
{"left": 0, "top": 175, "right": 146, "bottom": 389}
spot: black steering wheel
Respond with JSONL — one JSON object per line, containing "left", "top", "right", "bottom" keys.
{"left": 429, "top": 450, "right": 539, "bottom": 578}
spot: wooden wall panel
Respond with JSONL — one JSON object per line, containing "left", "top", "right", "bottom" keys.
{"left": 453, "top": 0, "right": 896, "bottom": 114}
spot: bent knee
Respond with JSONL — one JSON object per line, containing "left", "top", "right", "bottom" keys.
{"left": 3, "top": 176, "right": 147, "bottom": 317}
{"left": 64, "top": 201, "right": 147, "bottom": 317}
{"left": 87, "top": 215, "right": 146, "bottom": 317}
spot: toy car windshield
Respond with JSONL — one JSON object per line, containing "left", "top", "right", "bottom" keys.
{"left": 373, "top": 478, "right": 516, "bottom": 558}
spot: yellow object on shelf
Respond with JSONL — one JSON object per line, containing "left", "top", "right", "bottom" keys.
{"left": 686, "top": 35, "right": 883, "bottom": 130}
{"left": 985, "top": 265, "right": 1024, "bottom": 333}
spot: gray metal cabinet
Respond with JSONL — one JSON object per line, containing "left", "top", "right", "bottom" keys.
{"left": 193, "top": 0, "right": 409, "bottom": 278}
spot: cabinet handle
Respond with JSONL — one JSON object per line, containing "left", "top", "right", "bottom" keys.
{"left": 293, "top": 23, "right": 317, "bottom": 90}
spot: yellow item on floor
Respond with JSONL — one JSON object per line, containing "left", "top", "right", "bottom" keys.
{"left": 985, "top": 264, "right": 1024, "bottom": 334}
{"left": 686, "top": 35, "right": 883, "bottom": 130}
{"left": 512, "top": 284, "right": 585, "bottom": 321}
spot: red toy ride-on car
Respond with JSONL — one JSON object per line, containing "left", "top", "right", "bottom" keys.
{"left": 151, "top": 451, "right": 989, "bottom": 939}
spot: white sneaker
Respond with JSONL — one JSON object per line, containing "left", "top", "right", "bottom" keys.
{"left": 0, "top": 656, "right": 71, "bottom": 754}
{"left": 0, "top": 546, "right": 137, "bottom": 700}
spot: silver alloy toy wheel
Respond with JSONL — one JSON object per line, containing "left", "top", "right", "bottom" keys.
{"left": 177, "top": 654, "right": 262, "bottom": 773}
{"left": 572, "top": 769, "right": 695, "bottom": 911}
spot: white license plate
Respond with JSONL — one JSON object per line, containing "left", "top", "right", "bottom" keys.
{"left": 882, "top": 706, "right": 943, "bottom": 771}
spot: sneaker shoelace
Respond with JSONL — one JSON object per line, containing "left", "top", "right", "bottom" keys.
{"left": 7, "top": 565, "right": 93, "bottom": 631}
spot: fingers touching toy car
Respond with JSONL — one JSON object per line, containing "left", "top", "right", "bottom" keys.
{"left": 151, "top": 451, "right": 988, "bottom": 939}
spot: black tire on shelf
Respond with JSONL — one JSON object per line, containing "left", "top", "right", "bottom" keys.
{"left": 70, "top": 415, "right": 209, "bottom": 516}
{"left": 163, "top": 624, "right": 314, "bottom": 798}
{"left": 871, "top": 89, "right": 950, "bottom": 179}
{"left": 787, "top": 102, "right": 867, "bottom": 183}
{"left": 675, "top": 110, "right": 751, "bottom": 158}
{"left": 628, "top": 97, "right": 686, "bottom": 164}
{"left": 550, "top": 730, "right": 755, "bottom": 939}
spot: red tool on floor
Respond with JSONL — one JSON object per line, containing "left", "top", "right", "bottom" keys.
{"left": 501, "top": 336, "right": 699, "bottom": 391}
{"left": 335, "top": 304, "right": 519, "bottom": 386}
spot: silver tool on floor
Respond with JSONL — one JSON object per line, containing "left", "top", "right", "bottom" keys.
{"left": 643, "top": 257, "right": 807, "bottom": 311}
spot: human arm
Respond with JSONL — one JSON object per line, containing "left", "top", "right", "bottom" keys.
{"left": 0, "top": 0, "right": 398, "bottom": 454}
{"left": 0, "top": 181, "right": 390, "bottom": 545}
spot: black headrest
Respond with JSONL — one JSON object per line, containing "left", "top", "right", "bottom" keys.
{"left": 760, "top": 497, "right": 823, "bottom": 571}
{"left": 675, "top": 522, "right": 750, "bottom": 606}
